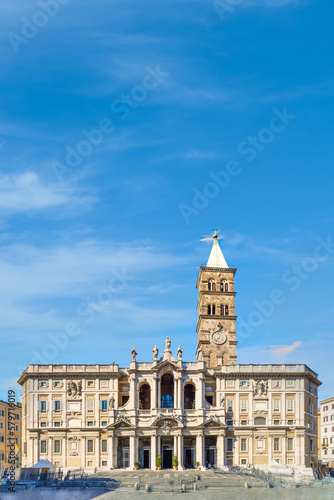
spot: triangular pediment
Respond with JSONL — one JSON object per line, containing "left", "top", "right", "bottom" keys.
{"left": 154, "top": 359, "right": 179, "bottom": 373}
{"left": 109, "top": 417, "right": 135, "bottom": 429}
{"left": 151, "top": 414, "right": 184, "bottom": 428}
{"left": 197, "top": 417, "right": 225, "bottom": 429}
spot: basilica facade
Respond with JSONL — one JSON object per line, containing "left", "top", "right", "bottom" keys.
{"left": 18, "top": 235, "right": 321, "bottom": 472}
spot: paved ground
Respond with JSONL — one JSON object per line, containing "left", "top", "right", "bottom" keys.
{"left": 93, "top": 485, "right": 334, "bottom": 500}
{"left": 0, "top": 488, "right": 106, "bottom": 500}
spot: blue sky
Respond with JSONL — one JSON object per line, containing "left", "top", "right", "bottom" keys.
{"left": 0, "top": 0, "right": 334, "bottom": 402}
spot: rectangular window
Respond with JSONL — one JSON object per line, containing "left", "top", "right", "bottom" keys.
{"left": 324, "top": 416, "right": 329, "bottom": 422}
{"left": 15, "top": 425, "right": 18, "bottom": 432}
{"left": 0, "top": 453, "right": 4, "bottom": 461}
{"left": 87, "top": 421, "right": 94, "bottom": 427}
{"left": 274, "top": 420, "right": 280, "bottom": 425}
{"left": 227, "top": 399, "right": 234, "bottom": 412}
{"left": 227, "top": 420, "right": 233, "bottom": 426}
{"left": 87, "top": 439, "right": 94, "bottom": 453}
{"left": 40, "top": 422, "right": 47, "bottom": 427}
{"left": 15, "top": 414, "right": 19, "bottom": 420}
{"left": 0, "top": 410, "right": 4, "bottom": 416}
{"left": 205, "top": 387, "right": 213, "bottom": 391}
{"left": 273, "top": 438, "right": 280, "bottom": 452}
{"left": 310, "top": 402, "right": 313, "bottom": 414}
{"left": 273, "top": 399, "right": 280, "bottom": 412}
{"left": 241, "top": 459, "right": 247, "bottom": 465}
{"left": 101, "top": 400, "right": 108, "bottom": 410}
{"left": 100, "top": 380, "right": 108, "bottom": 387}
{"left": 324, "top": 428, "right": 327, "bottom": 433}
{"left": 87, "top": 400, "right": 94, "bottom": 411}
{"left": 40, "top": 401, "right": 47, "bottom": 411}
{"left": 256, "top": 439, "right": 264, "bottom": 453}
{"left": 310, "top": 421, "right": 314, "bottom": 430}
{"left": 0, "top": 436, "right": 4, "bottom": 442}
{"left": 287, "top": 399, "right": 294, "bottom": 412}
{"left": 101, "top": 439, "right": 107, "bottom": 453}
{"left": 287, "top": 438, "right": 294, "bottom": 451}
{"left": 240, "top": 399, "right": 248, "bottom": 412}
{"left": 54, "top": 381, "right": 61, "bottom": 387}
{"left": 41, "top": 440, "right": 47, "bottom": 454}
{"left": 310, "top": 439, "right": 313, "bottom": 452}
{"left": 240, "top": 438, "right": 247, "bottom": 452}
{"left": 226, "top": 380, "right": 234, "bottom": 387}
{"left": 54, "top": 401, "right": 62, "bottom": 411}
{"left": 101, "top": 421, "right": 108, "bottom": 427}
{"left": 239, "top": 381, "right": 247, "bottom": 386}
{"left": 286, "top": 380, "right": 294, "bottom": 387}
{"left": 0, "top": 422, "right": 3, "bottom": 429}
{"left": 87, "top": 381, "right": 94, "bottom": 388}
{"left": 227, "top": 438, "right": 233, "bottom": 452}
{"left": 54, "top": 440, "right": 61, "bottom": 453}
{"left": 331, "top": 415, "right": 334, "bottom": 421}
{"left": 54, "top": 422, "right": 61, "bottom": 427}
{"left": 273, "top": 380, "right": 280, "bottom": 388}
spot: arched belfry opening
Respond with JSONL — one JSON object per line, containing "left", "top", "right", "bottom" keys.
{"left": 139, "top": 383, "right": 151, "bottom": 409}
{"left": 161, "top": 373, "right": 174, "bottom": 409}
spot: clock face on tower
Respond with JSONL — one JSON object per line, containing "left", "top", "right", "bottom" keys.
{"left": 211, "top": 331, "right": 227, "bottom": 345}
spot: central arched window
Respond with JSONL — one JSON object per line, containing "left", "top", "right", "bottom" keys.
{"left": 161, "top": 373, "right": 174, "bottom": 409}
{"left": 208, "top": 280, "right": 216, "bottom": 291}
{"left": 161, "top": 394, "right": 173, "bottom": 408}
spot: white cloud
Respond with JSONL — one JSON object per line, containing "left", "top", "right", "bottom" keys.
{"left": 0, "top": 171, "right": 94, "bottom": 214}
{"left": 270, "top": 340, "right": 301, "bottom": 357}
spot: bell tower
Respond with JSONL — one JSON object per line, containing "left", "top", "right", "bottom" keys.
{"left": 196, "top": 233, "right": 237, "bottom": 368}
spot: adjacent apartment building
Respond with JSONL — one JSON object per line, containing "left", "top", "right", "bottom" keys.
{"left": 18, "top": 234, "right": 321, "bottom": 472}
{"left": 318, "top": 396, "right": 334, "bottom": 467}
{"left": 0, "top": 400, "right": 22, "bottom": 472}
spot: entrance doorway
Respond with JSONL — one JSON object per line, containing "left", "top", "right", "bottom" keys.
{"left": 163, "top": 449, "right": 173, "bottom": 468}
{"left": 117, "top": 437, "right": 130, "bottom": 469}
{"left": 205, "top": 436, "right": 217, "bottom": 469}
{"left": 183, "top": 437, "right": 196, "bottom": 468}
{"left": 161, "top": 436, "right": 174, "bottom": 469}
{"left": 143, "top": 450, "right": 150, "bottom": 468}
{"left": 138, "top": 438, "right": 151, "bottom": 469}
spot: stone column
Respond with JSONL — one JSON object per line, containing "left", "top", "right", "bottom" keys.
{"left": 300, "top": 435, "right": 305, "bottom": 466}
{"left": 296, "top": 434, "right": 300, "bottom": 465}
{"left": 152, "top": 375, "right": 158, "bottom": 409}
{"left": 129, "top": 434, "right": 135, "bottom": 470}
{"left": 108, "top": 434, "right": 115, "bottom": 468}
{"left": 130, "top": 375, "right": 136, "bottom": 410}
{"left": 82, "top": 437, "right": 86, "bottom": 468}
{"left": 234, "top": 436, "right": 239, "bottom": 466}
{"left": 158, "top": 377, "right": 161, "bottom": 409}
{"left": 177, "top": 434, "right": 183, "bottom": 469}
{"left": 48, "top": 437, "right": 53, "bottom": 463}
{"left": 268, "top": 435, "right": 272, "bottom": 463}
{"left": 151, "top": 434, "right": 157, "bottom": 470}
{"left": 282, "top": 433, "right": 286, "bottom": 465}
{"left": 177, "top": 377, "right": 182, "bottom": 409}
{"left": 95, "top": 436, "right": 100, "bottom": 468}
{"left": 217, "top": 434, "right": 225, "bottom": 468}
{"left": 196, "top": 434, "right": 204, "bottom": 468}
{"left": 249, "top": 434, "right": 253, "bottom": 466}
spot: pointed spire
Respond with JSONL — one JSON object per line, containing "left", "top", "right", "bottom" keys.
{"left": 206, "top": 232, "right": 228, "bottom": 268}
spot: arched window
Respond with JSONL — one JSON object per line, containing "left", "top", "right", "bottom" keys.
{"left": 184, "top": 384, "right": 196, "bottom": 409}
{"left": 139, "top": 384, "right": 150, "bottom": 410}
{"left": 220, "top": 305, "right": 229, "bottom": 316}
{"left": 254, "top": 417, "right": 266, "bottom": 426}
{"left": 161, "top": 373, "right": 174, "bottom": 409}
{"left": 208, "top": 280, "right": 216, "bottom": 291}
{"left": 207, "top": 304, "right": 215, "bottom": 315}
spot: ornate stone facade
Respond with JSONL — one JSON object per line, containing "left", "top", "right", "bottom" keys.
{"left": 18, "top": 235, "right": 321, "bottom": 472}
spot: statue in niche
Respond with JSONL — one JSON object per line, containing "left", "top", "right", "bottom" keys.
{"left": 221, "top": 397, "right": 225, "bottom": 410}
{"left": 254, "top": 380, "right": 267, "bottom": 397}
{"left": 109, "top": 395, "right": 115, "bottom": 409}
{"left": 197, "top": 346, "right": 204, "bottom": 361}
{"left": 152, "top": 345, "right": 159, "bottom": 361}
{"left": 131, "top": 347, "right": 137, "bottom": 361}
{"left": 77, "top": 381, "right": 82, "bottom": 396}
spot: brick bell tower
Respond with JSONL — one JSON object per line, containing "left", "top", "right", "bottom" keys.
{"left": 196, "top": 232, "right": 237, "bottom": 368}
